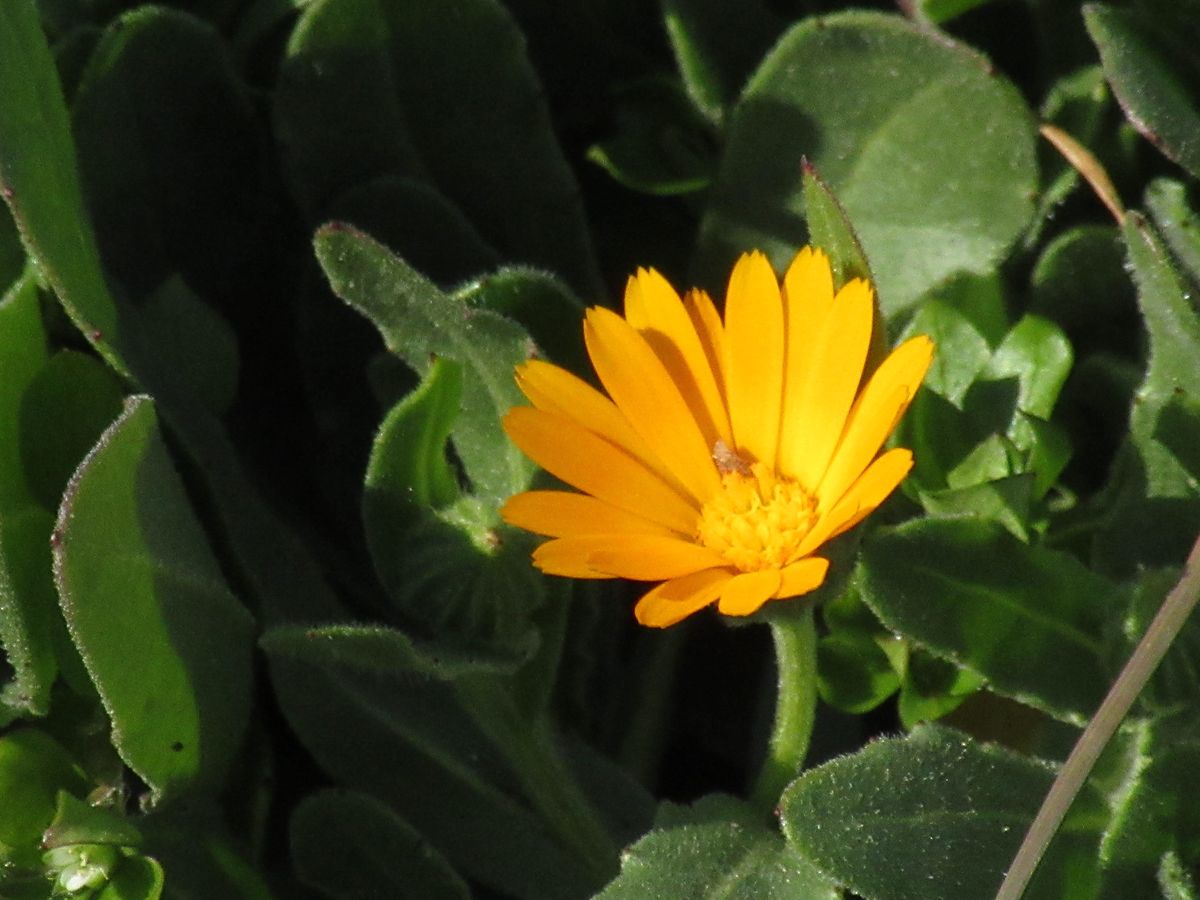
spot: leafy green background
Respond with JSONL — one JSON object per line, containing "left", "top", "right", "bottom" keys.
{"left": 2, "top": 0, "right": 1200, "bottom": 897}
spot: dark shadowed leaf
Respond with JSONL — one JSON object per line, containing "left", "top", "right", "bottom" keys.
{"left": 290, "top": 789, "right": 469, "bottom": 900}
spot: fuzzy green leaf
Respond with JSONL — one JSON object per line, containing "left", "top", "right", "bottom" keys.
{"left": 781, "top": 725, "right": 1103, "bottom": 900}
{"left": 316, "top": 223, "right": 535, "bottom": 510}
{"left": 0, "top": 0, "right": 128, "bottom": 375}
{"left": 1099, "top": 717, "right": 1200, "bottom": 896}
{"left": 599, "top": 795, "right": 838, "bottom": 899}
{"left": 696, "top": 11, "right": 1037, "bottom": 314}
{"left": 1085, "top": 4, "right": 1200, "bottom": 181}
{"left": 53, "top": 398, "right": 255, "bottom": 801}
{"left": 860, "top": 518, "right": 1118, "bottom": 724}
{"left": 801, "top": 161, "right": 873, "bottom": 290}
{"left": 363, "top": 359, "right": 542, "bottom": 657}
{"left": 1095, "top": 213, "right": 1200, "bottom": 573}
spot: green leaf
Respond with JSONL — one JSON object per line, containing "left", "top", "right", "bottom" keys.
{"left": 0, "top": 0, "right": 346, "bottom": 627}
{"left": 1160, "top": 850, "right": 1199, "bottom": 900}
{"left": 983, "top": 314, "right": 1074, "bottom": 423}
{"left": 328, "top": 177, "right": 501, "bottom": 287}
{"left": 696, "top": 10, "right": 1037, "bottom": 315}
{"left": 1146, "top": 177, "right": 1200, "bottom": 290}
{"left": 20, "top": 350, "right": 124, "bottom": 512}
{"left": 913, "top": 0, "right": 995, "bottom": 25}
{"left": 0, "top": 0, "right": 129, "bottom": 377}
{"left": 53, "top": 397, "right": 255, "bottom": 802}
{"left": 367, "top": 357, "right": 461, "bottom": 510}
{"left": 315, "top": 223, "right": 535, "bottom": 510}
{"left": 860, "top": 518, "right": 1118, "bottom": 725}
{"left": 919, "top": 475, "right": 1035, "bottom": 542}
{"left": 1095, "top": 213, "right": 1200, "bottom": 573}
{"left": 0, "top": 728, "right": 87, "bottom": 859}
{"left": 1122, "top": 569, "right": 1200, "bottom": 710}
{"left": 70, "top": 7, "right": 261, "bottom": 298}
{"left": 901, "top": 273, "right": 1006, "bottom": 406}
{"left": 363, "top": 359, "right": 541, "bottom": 655}
{"left": 0, "top": 271, "right": 57, "bottom": 720}
{"left": 95, "top": 854, "right": 164, "bottom": 900}
{"left": 896, "top": 651, "right": 985, "bottom": 729}
{"left": 139, "top": 802, "right": 271, "bottom": 900}
{"left": 1085, "top": 4, "right": 1200, "bottom": 181}
{"left": 138, "top": 277, "right": 239, "bottom": 416}
{"left": 1099, "top": 716, "right": 1200, "bottom": 896}
{"left": 781, "top": 725, "right": 1103, "bottom": 900}
{"left": 598, "top": 795, "right": 838, "bottom": 899}
{"left": 801, "top": 161, "right": 873, "bottom": 290}
{"left": 1030, "top": 225, "right": 1137, "bottom": 361}
{"left": 0, "top": 506, "right": 61, "bottom": 722}
{"left": 660, "top": 0, "right": 784, "bottom": 122}
{"left": 0, "top": 204, "right": 24, "bottom": 300}
{"left": 463, "top": 266, "right": 587, "bottom": 376}
{"left": 277, "top": 0, "right": 599, "bottom": 293}
{"left": 43, "top": 792, "right": 142, "bottom": 851}
{"left": 586, "top": 77, "right": 716, "bottom": 195}
{"left": 261, "top": 623, "right": 607, "bottom": 898}
{"left": 816, "top": 632, "right": 901, "bottom": 715}
{"left": 290, "top": 789, "right": 469, "bottom": 900}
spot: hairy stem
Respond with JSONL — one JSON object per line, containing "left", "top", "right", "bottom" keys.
{"left": 751, "top": 606, "right": 819, "bottom": 815}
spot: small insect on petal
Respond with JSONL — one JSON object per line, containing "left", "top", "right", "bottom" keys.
{"left": 712, "top": 439, "right": 752, "bottom": 476}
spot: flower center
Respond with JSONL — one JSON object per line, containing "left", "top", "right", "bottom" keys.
{"left": 696, "top": 461, "right": 818, "bottom": 572}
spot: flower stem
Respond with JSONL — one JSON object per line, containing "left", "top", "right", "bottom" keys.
{"left": 751, "top": 606, "right": 819, "bottom": 815}
{"left": 995, "top": 530, "right": 1200, "bottom": 900}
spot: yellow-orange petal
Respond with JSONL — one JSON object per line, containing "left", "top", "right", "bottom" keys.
{"left": 516, "top": 360, "right": 649, "bottom": 459}
{"left": 779, "top": 278, "right": 873, "bottom": 490}
{"left": 816, "top": 335, "right": 933, "bottom": 507}
{"left": 501, "top": 491, "right": 678, "bottom": 538}
{"left": 717, "top": 568, "right": 782, "bottom": 617}
{"left": 634, "top": 568, "right": 731, "bottom": 628}
{"left": 782, "top": 247, "right": 835, "bottom": 344}
{"left": 625, "top": 269, "right": 732, "bottom": 448}
{"left": 585, "top": 308, "right": 720, "bottom": 503}
{"left": 683, "top": 288, "right": 727, "bottom": 404}
{"left": 503, "top": 406, "right": 698, "bottom": 533}
{"left": 516, "top": 359, "right": 695, "bottom": 502}
{"left": 792, "top": 447, "right": 913, "bottom": 560}
{"left": 724, "top": 252, "right": 785, "bottom": 470}
{"left": 823, "top": 447, "right": 914, "bottom": 542}
{"left": 531, "top": 539, "right": 616, "bottom": 578}
{"left": 773, "top": 557, "right": 830, "bottom": 599}
{"left": 585, "top": 535, "right": 729, "bottom": 579}
{"left": 532, "top": 535, "right": 722, "bottom": 580}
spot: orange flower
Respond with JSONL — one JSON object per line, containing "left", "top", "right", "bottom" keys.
{"left": 501, "top": 248, "right": 933, "bottom": 627}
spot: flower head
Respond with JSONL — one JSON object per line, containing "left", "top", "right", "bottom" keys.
{"left": 501, "top": 248, "right": 933, "bottom": 627}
